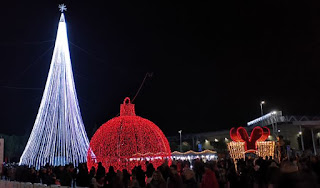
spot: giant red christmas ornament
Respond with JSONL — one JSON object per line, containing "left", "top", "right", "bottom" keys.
{"left": 87, "top": 97, "right": 171, "bottom": 172}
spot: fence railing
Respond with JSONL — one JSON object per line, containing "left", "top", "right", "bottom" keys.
{"left": 0, "top": 180, "right": 89, "bottom": 188}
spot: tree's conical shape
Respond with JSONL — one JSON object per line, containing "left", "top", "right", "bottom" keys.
{"left": 19, "top": 13, "right": 89, "bottom": 169}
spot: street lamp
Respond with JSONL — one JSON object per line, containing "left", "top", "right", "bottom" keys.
{"left": 178, "top": 130, "right": 182, "bottom": 152}
{"left": 260, "top": 101, "right": 265, "bottom": 117}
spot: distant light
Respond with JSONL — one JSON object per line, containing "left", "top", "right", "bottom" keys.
{"left": 247, "top": 111, "right": 282, "bottom": 126}
{"left": 278, "top": 129, "right": 281, "bottom": 133}
{"left": 214, "top": 139, "right": 218, "bottom": 142}
{"left": 261, "top": 101, "right": 265, "bottom": 105}
{"left": 224, "top": 138, "right": 228, "bottom": 141}
{"left": 299, "top": 131, "right": 302, "bottom": 135}
{"left": 205, "top": 139, "right": 209, "bottom": 143}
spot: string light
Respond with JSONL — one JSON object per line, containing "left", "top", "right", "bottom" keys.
{"left": 230, "top": 126, "right": 270, "bottom": 151}
{"left": 227, "top": 142, "right": 245, "bottom": 159}
{"left": 171, "top": 150, "right": 217, "bottom": 161}
{"left": 171, "top": 149, "right": 216, "bottom": 155}
{"left": 228, "top": 126, "right": 275, "bottom": 160}
{"left": 87, "top": 98, "right": 171, "bottom": 172}
{"left": 19, "top": 13, "right": 89, "bottom": 169}
{"left": 256, "top": 141, "right": 275, "bottom": 159}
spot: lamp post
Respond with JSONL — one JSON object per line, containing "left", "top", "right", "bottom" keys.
{"left": 178, "top": 130, "right": 182, "bottom": 152}
{"left": 260, "top": 101, "right": 265, "bottom": 117}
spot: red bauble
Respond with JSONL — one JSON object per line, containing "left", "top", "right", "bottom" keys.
{"left": 87, "top": 98, "right": 171, "bottom": 172}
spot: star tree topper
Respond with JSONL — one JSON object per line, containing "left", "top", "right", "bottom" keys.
{"left": 59, "top": 4, "right": 67, "bottom": 12}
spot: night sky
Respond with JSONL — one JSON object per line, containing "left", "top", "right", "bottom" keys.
{"left": 1, "top": 1, "right": 320, "bottom": 137}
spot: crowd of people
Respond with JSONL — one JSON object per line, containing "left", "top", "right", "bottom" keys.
{"left": 1, "top": 155, "right": 320, "bottom": 188}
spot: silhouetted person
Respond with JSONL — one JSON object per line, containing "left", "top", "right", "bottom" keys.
{"left": 182, "top": 168, "right": 197, "bottom": 188}
{"left": 106, "top": 166, "right": 117, "bottom": 188}
{"left": 167, "top": 164, "right": 183, "bottom": 188}
{"left": 131, "top": 173, "right": 140, "bottom": 188}
{"left": 60, "top": 165, "right": 73, "bottom": 186}
{"left": 77, "top": 163, "right": 91, "bottom": 187}
{"left": 147, "top": 171, "right": 166, "bottom": 188}
{"left": 29, "top": 168, "right": 40, "bottom": 183}
{"left": 146, "top": 163, "right": 155, "bottom": 184}
{"left": 136, "top": 165, "right": 146, "bottom": 187}
{"left": 114, "top": 170, "right": 124, "bottom": 188}
{"left": 122, "top": 169, "right": 131, "bottom": 188}
{"left": 55, "top": 166, "right": 64, "bottom": 181}
{"left": 96, "top": 162, "right": 106, "bottom": 180}
{"left": 193, "top": 158, "right": 204, "bottom": 183}
{"left": 200, "top": 163, "right": 218, "bottom": 188}
{"left": 90, "top": 166, "right": 96, "bottom": 179}
{"left": 266, "top": 161, "right": 280, "bottom": 187}
{"left": 158, "top": 160, "right": 170, "bottom": 182}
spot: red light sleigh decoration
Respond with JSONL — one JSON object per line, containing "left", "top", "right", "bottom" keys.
{"left": 228, "top": 126, "right": 275, "bottom": 160}
{"left": 87, "top": 98, "right": 171, "bottom": 172}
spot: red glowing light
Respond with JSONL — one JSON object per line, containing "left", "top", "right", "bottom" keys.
{"left": 87, "top": 97, "right": 171, "bottom": 172}
{"left": 230, "top": 126, "right": 270, "bottom": 152}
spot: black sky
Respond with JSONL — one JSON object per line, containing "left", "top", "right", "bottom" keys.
{"left": 1, "top": 1, "right": 320, "bottom": 137}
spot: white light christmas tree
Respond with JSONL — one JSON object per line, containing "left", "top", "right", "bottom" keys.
{"left": 19, "top": 6, "right": 89, "bottom": 169}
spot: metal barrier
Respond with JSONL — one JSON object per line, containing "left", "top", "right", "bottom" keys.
{"left": 0, "top": 180, "right": 90, "bottom": 188}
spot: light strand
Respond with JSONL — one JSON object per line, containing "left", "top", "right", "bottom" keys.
{"left": 87, "top": 98, "right": 171, "bottom": 172}
{"left": 19, "top": 13, "right": 89, "bottom": 169}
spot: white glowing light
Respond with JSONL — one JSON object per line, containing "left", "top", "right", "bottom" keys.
{"left": 247, "top": 111, "right": 282, "bottom": 126}
{"left": 58, "top": 4, "right": 67, "bottom": 12}
{"left": 19, "top": 13, "right": 89, "bottom": 169}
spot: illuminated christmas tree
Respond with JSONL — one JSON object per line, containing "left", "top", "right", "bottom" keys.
{"left": 19, "top": 5, "right": 89, "bottom": 169}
